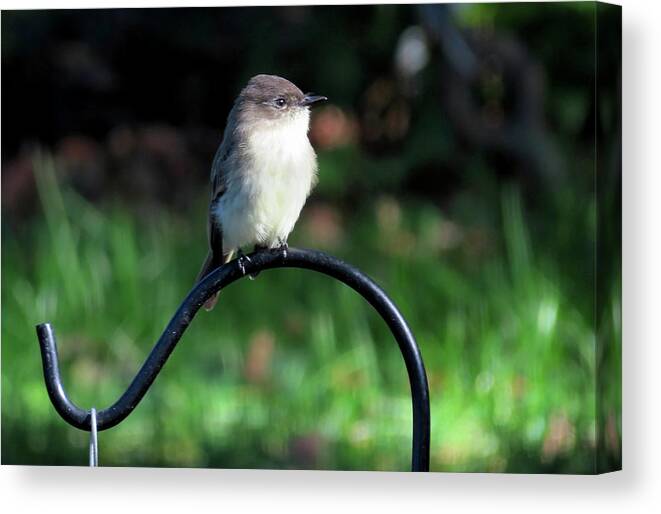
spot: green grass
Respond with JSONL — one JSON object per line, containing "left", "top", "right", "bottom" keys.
{"left": 1, "top": 152, "right": 619, "bottom": 472}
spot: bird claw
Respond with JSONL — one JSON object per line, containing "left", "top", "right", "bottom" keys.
{"left": 278, "top": 240, "right": 288, "bottom": 259}
{"left": 237, "top": 243, "right": 285, "bottom": 279}
{"left": 237, "top": 250, "right": 254, "bottom": 278}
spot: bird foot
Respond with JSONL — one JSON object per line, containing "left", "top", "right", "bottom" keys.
{"left": 237, "top": 250, "right": 257, "bottom": 280}
{"left": 277, "top": 240, "right": 289, "bottom": 259}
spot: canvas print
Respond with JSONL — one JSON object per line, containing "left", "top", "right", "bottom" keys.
{"left": 1, "top": 2, "right": 621, "bottom": 473}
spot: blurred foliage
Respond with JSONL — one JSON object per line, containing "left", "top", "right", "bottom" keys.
{"left": 1, "top": 2, "right": 620, "bottom": 472}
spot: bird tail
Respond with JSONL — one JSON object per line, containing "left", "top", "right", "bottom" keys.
{"left": 196, "top": 250, "right": 234, "bottom": 311}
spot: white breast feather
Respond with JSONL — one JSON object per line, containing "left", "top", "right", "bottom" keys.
{"left": 216, "top": 109, "right": 317, "bottom": 251}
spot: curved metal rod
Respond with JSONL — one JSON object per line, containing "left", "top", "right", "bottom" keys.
{"left": 36, "top": 247, "right": 430, "bottom": 471}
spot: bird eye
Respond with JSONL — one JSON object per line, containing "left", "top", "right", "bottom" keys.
{"left": 274, "top": 98, "right": 287, "bottom": 108}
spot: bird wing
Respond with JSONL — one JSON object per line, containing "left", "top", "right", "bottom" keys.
{"left": 196, "top": 138, "right": 231, "bottom": 283}
{"left": 209, "top": 142, "right": 228, "bottom": 258}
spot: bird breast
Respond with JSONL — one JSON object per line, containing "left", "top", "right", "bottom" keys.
{"left": 218, "top": 111, "right": 318, "bottom": 250}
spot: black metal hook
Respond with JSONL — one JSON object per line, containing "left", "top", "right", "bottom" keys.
{"left": 36, "top": 247, "right": 430, "bottom": 471}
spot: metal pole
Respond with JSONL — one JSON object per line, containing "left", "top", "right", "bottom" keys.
{"left": 36, "top": 247, "right": 430, "bottom": 471}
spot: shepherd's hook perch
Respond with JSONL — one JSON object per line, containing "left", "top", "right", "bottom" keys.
{"left": 36, "top": 247, "right": 431, "bottom": 471}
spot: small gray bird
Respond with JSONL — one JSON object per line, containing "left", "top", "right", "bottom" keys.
{"left": 197, "top": 74, "right": 327, "bottom": 310}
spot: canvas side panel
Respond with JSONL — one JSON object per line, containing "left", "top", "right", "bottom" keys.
{"left": 595, "top": 1, "right": 622, "bottom": 474}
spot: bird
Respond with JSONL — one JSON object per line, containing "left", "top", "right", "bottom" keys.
{"left": 196, "top": 74, "right": 327, "bottom": 310}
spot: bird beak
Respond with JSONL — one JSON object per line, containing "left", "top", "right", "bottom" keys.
{"left": 300, "top": 93, "right": 327, "bottom": 107}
